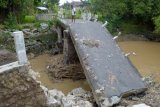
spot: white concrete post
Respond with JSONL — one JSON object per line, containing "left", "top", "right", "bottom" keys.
{"left": 102, "top": 21, "right": 108, "bottom": 27}
{"left": 57, "top": 27, "right": 62, "bottom": 43}
{"left": 13, "top": 31, "right": 28, "bottom": 65}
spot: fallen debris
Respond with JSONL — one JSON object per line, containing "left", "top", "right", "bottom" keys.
{"left": 47, "top": 54, "right": 85, "bottom": 80}
{"left": 131, "top": 103, "right": 150, "bottom": 107}
{"left": 62, "top": 88, "right": 93, "bottom": 107}
{"left": 42, "top": 87, "right": 65, "bottom": 107}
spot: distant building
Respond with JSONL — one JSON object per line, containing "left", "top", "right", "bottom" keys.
{"left": 72, "top": 1, "right": 83, "bottom": 8}
{"left": 61, "top": 1, "right": 89, "bottom": 9}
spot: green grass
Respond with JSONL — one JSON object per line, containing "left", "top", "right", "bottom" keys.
{"left": 24, "top": 16, "right": 36, "bottom": 23}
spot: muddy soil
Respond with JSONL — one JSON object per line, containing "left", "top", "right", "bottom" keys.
{"left": 0, "top": 67, "right": 47, "bottom": 107}
{"left": 0, "top": 49, "right": 16, "bottom": 66}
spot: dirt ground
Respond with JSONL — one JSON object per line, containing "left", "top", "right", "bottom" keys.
{"left": 0, "top": 67, "right": 47, "bottom": 107}
{"left": 0, "top": 49, "right": 16, "bottom": 66}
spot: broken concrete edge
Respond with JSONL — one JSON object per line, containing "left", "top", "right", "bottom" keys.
{"left": 100, "top": 88, "right": 147, "bottom": 107}
{"left": 0, "top": 61, "right": 29, "bottom": 74}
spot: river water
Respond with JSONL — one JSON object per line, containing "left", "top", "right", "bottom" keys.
{"left": 30, "top": 54, "right": 90, "bottom": 94}
{"left": 119, "top": 41, "right": 160, "bottom": 82}
{"left": 30, "top": 41, "right": 160, "bottom": 94}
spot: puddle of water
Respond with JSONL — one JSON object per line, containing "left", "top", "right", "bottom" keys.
{"left": 30, "top": 54, "right": 91, "bottom": 95}
{"left": 119, "top": 41, "right": 160, "bottom": 82}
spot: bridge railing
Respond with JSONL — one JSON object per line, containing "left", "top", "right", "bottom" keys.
{"left": 36, "top": 14, "right": 56, "bottom": 21}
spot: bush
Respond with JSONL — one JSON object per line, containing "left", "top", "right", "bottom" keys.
{"left": 64, "top": 9, "right": 72, "bottom": 19}
{"left": 33, "top": 21, "right": 41, "bottom": 28}
{"left": 154, "top": 16, "right": 160, "bottom": 34}
{"left": 75, "top": 10, "right": 81, "bottom": 19}
{"left": 0, "top": 32, "right": 15, "bottom": 51}
{"left": 24, "top": 15, "right": 35, "bottom": 23}
{"left": 0, "top": 24, "right": 4, "bottom": 29}
{"left": 4, "top": 13, "right": 18, "bottom": 29}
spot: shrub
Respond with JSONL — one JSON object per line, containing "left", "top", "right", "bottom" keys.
{"left": 4, "top": 13, "right": 18, "bottom": 29}
{"left": 154, "top": 16, "right": 160, "bottom": 34}
{"left": 34, "top": 21, "right": 41, "bottom": 28}
{"left": 0, "top": 32, "right": 15, "bottom": 51}
{"left": 75, "top": 10, "right": 81, "bottom": 19}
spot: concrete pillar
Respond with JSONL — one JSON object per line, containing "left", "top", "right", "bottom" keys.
{"left": 13, "top": 31, "right": 28, "bottom": 65}
{"left": 63, "top": 30, "right": 69, "bottom": 64}
{"left": 63, "top": 30, "right": 79, "bottom": 64}
{"left": 57, "top": 27, "right": 62, "bottom": 43}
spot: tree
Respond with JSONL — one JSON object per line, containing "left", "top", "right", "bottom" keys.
{"left": 90, "top": 0, "right": 160, "bottom": 33}
{"left": 0, "top": 0, "right": 41, "bottom": 23}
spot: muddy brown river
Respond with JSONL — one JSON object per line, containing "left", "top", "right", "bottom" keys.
{"left": 30, "top": 54, "right": 90, "bottom": 94}
{"left": 119, "top": 41, "right": 160, "bottom": 82}
{"left": 30, "top": 41, "right": 160, "bottom": 94}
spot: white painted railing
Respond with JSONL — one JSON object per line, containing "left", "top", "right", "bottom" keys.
{"left": 36, "top": 14, "right": 56, "bottom": 21}
{"left": 0, "top": 31, "right": 28, "bottom": 74}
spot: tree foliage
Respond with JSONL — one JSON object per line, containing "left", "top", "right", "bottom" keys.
{"left": 0, "top": 0, "right": 39, "bottom": 23}
{"left": 90, "top": 0, "right": 160, "bottom": 33}
{"left": 154, "top": 16, "right": 160, "bottom": 33}
{"left": 0, "top": 0, "right": 59, "bottom": 24}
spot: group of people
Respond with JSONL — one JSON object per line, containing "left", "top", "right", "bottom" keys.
{"left": 70, "top": 5, "right": 98, "bottom": 22}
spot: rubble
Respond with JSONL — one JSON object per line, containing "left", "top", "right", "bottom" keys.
{"left": 62, "top": 88, "right": 93, "bottom": 107}
{"left": 40, "top": 85, "right": 93, "bottom": 107}
{"left": 40, "top": 23, "right": 49, "bottom": 32}
{"left": 62, "top": 96, "right": 93, "bottom": 107}
{"left": 130, "top": 103, "right": 150, "bottom": 107}
{"left": 0, "top": 49, "right": 16, "bottom": 66}
{"left": 42, "top": 87, "right": 65, "bottom": 107}
{"left": 68, "top": 88, "right": 93, "bottom": 101}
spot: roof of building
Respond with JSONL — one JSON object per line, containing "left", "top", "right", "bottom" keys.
{"left": 37, "top": 7, "right": 48, "bottom": 11}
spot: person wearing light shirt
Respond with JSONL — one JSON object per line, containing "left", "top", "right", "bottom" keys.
{"left": 71, "top": 5, "right": 76, "bottom": 22}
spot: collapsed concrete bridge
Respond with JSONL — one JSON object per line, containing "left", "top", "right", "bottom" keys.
{"left": 58, "top": 19, "right": 146, "bottom": 106}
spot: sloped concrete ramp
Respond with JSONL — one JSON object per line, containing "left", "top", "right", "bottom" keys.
{"left": 60, "top": 20, "right": 146, "bottom": 106}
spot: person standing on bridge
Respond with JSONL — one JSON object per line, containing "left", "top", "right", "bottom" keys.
{"left": 71, "top": 5, "right": 76, "bottom": 22}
